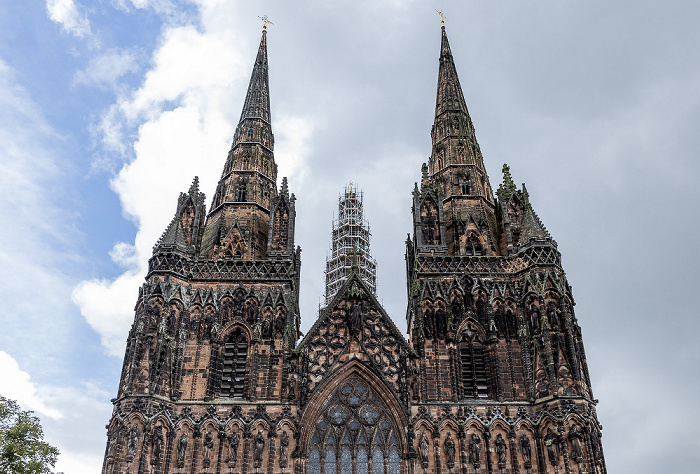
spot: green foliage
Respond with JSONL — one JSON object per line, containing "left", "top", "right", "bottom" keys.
{"left": 0, "top": 396, "right": 59, "bottom": 474}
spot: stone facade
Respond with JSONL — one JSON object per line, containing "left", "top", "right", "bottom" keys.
{"left": 102, "top": 26, "right": 606, "bottom": 474}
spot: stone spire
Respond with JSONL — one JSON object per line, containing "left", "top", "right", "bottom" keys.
{"left": 435, "top": 25, "right": 468, "bottom": 117}
{"left": 239, "top": 30, "right": 271, "bottom": 126}
{"left": 429, "top": 26, "right": 494, "bottom": 205}
{"left": 200, "top": 29, "right": 280, "bottom": 259}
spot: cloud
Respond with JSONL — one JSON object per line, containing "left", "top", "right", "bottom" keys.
{"left": 74, "top": 49, "right": 139, "bottom": 88}
{"left": 0, "top": 57, "right": 86, "bottom": 376}
{"left": 46, "top": 0, "right": 92, "bottom": 39}
{"left": 0, "top": 351, "right": 62, "bottom": 419}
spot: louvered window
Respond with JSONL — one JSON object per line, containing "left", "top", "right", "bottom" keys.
{"left": 460, "top": 336, "right": 488, "bottom": 398}
{"left": 221, "top": 329, "right": 248, "bottom": 398}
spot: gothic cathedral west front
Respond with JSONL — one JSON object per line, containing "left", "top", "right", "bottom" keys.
{"left": 102, "top": 25, "right": 607, "bottom": 474}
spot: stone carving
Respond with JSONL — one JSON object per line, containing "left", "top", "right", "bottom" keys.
{"left": 349, "top": 300, "right": 363, "bottom": 335}
{"left": 519, "top": 435, "right": 532, "bottom": 467}
{"left": 177, "top": 433, "right": 188, "bottom": 468}
{"left": 275, "top": 309, "right": 286, "bottom": 337}
{"left": 468, "top": 433, "right": 481, "bottom": 467}
{"left": 589, "top": 430, "right": 603, "bottom": 464}
{"left": 544, "top": 428, "right": 559, "bottom": 465}
{"left": 435, "top": 306, "right": 447, "bottom": 339}
{"left": 495, "top": 433, "right": 507, "bottom": 467}
{"left": 254, "top": 430, "right": 265, "bottom": 468}
{"left": 444, "top": 432, "right": 455, "bottom": 468}
{"left": 202, "top": 431, "right": 214, "bottom": 468}
{"left": 279, "top": 430, "right": 289, "bottom": 467}
{"left": 569, "top": 424, "right": 583, "bottom": 463}
{"left": 106, "top": 432, "right": 116, "bottom": 459}
{"left": 151, "top": 427, "right": 164, "bottom": 465}
{"left": 127, "top": 424, "right": 139, "bottom": 458}
{"left": 227, "top": 431, "right": 240, "bottom": 466}
{"left": 419, "top": 431, "right": 430, "bottom": 468}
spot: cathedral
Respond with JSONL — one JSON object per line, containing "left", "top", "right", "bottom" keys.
{"left": 102, "top": 24, "right": 607, "bottom": 474}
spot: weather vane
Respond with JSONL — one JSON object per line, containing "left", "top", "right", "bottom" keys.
{"left": 435, "top": 10, "right": 448, "bottom": 25}
{"left": 258, "top": 15, "right": 274, "bottom": 30}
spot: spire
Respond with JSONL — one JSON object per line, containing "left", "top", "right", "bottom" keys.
{"left": 435, "top": 25, "right": 468, "bottom": 117}
{"left": 428, "top": 25, "right": 494, "bottom": 204}
{"left": 240, "top": 30, "right": 271, "bottom": 124}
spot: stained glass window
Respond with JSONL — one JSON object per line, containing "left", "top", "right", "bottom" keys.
{"left": 309, "top": 447, "right": 320, "bottom": 474}
{"left": 388, "top": 447, "right": 400, "bottom": 474}
{"left": 325, "top": 446, "right": 336, "bottom": 474}
{"left": 308, "top": 378, "right": 400, "bottom": 474}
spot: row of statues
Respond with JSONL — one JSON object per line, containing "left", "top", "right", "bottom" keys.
{"left": 417, "top": 424, "right": 592, "bottom": 469}
{"left": 118, "top": 424, "right": 290, "bottom": 469}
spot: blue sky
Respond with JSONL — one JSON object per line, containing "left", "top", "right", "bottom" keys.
{"left": 0, "top": 1, "right": 699, "bottom": 472}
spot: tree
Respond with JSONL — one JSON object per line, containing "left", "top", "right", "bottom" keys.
{"left": 0, "top": 396, "right": 59, "bottom": 474}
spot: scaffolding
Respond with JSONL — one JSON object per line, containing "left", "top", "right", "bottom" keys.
{"left": 324, "top": 183, "right": 377, "bottom": 305}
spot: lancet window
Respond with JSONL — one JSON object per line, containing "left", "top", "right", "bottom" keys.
{"left": 220, "top": 328, "right": 248, "bottom": 398}
{"left": 308, "top": 378, "right": 401, "bottom": 474}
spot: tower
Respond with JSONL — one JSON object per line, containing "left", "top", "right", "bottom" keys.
{"left": 102, "top": 24, "right": 606, "bottom": 474}
{"left": 404, "top": 25, "right": 606, "bottom": 473}
{"left": 324, "top": 183, "right": 377, "bottom": 305}
{"left": 102, "top": 29, "right": 303, "bottom": 474}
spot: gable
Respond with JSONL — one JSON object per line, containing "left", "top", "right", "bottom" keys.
{"left": 298, "top": 272, "right": 410, "bottom": 402}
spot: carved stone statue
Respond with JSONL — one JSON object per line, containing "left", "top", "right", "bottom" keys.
{"left": 349, "top": 301, "right": 363, "bottom": 334}
{"left": 275, "top": 309, "right": 286, "bottom": 337}
{"left": 519, "top": 435, "right": 532, "bottom": 466}
{"left": 151, "top": 427, "right": 164, "bottom": 465}
{"left": 106, "top": 432, "right": 116, "bottom": 458}
{"left": 495, "top": 433, "right": 507, "bottom": 466}
{"left": 279, "top": 430, "right": 289, "bottom": 467}
{"left": 127, "top": 424, "right": 139, "bottom": 458}
{"left": 262, "top": 317, "right": 272, "bottom": 339}
{"left": 544, "top": 428, "right": 559, "bottom": 465}
{"left": 177, "top": 433, "right": 188, "bottom": 468}
{"left": 444, "top": 432, "right": 455, "bottom": 467}
{"left": 435, "top": 307, "right": 447, "bottom": 339}
{"left": 419, "top": 432, "right": 430, "bottom": 467}
{"left": 202, "top": 431, "right": 214, "bottom": 468}
{"left": 468, "top": 433, "right": 481, "bottom": 467}
{"left": 569, "top": 424, "right": 584, "bottom": 462}
{"left": 254, "top": 430, "right": 265, "bottom": 468}
{"left": 589, "top": 430, "right": 603, "bottom": 464}
{"left": 228, "top": 432, "right": 240, "bottom": 466}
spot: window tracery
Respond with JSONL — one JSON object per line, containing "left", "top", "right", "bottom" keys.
{"left": 308, "top": 378, "right": 401, "bottom": 474}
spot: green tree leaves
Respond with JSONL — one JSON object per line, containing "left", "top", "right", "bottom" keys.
{"left": 0, "top": 396, "right": 59, "bottom": 474}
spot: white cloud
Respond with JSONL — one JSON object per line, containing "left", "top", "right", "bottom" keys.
{"left": 46, "top": 0, "right": 92, "bottom": 39}
{"left": 0, "top": 351, "right": 62, "bottom": 419}
{"left": 74, "top": 49, "right": 139, "bottom": 88}
{"left": 0, "top": 58, "right": 85, "bottom": 372}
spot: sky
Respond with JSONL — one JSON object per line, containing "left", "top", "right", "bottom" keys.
{"left": 0, "top": 0, "right": 698, "bottom": 472}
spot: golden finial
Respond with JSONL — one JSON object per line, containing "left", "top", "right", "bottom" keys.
{"left": 259, "top": 15, "right": 274, "bottom": 30}
{"left": 435, "top": 10, "right": 448, "bottom": 25}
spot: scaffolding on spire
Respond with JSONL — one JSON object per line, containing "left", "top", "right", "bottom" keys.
{"left": 324, "top": 183, "right": 377, "bottom": 305}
